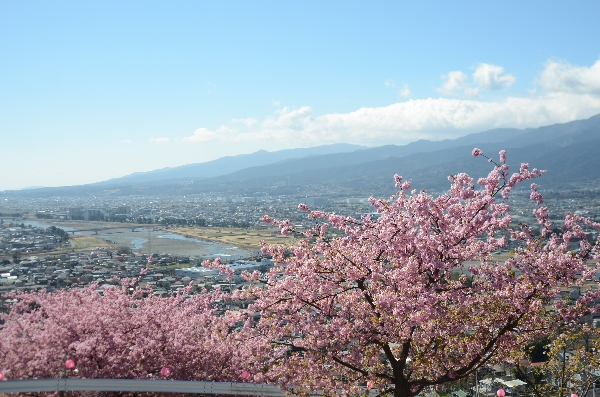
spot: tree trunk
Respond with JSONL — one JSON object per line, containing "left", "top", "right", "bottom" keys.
{"left": 393, "top": 381, "right": 415, "bottom": 397}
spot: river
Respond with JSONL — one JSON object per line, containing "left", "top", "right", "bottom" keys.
{"left": 11, "top": 219, "right": 253, "bottom": 260}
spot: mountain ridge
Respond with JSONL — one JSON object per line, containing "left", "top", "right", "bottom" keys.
{"left": 92, "top": 143, "right": 367, "bottom": 186}
{"left": 3, "top": 113, "right": 600, "bottom": 197}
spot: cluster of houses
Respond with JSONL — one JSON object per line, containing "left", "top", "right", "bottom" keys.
{"left": 0, "top": 247, "right": 274, "bottom": 299}
{"left": 0, "top": 226, "right": 67, "bottom": 256}
{"left": 17, "top": 193, "right": 345, "bottom": 229}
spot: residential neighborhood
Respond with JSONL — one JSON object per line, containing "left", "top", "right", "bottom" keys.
{"left": 0, "top": 232, "right": 274, "bottom": 300}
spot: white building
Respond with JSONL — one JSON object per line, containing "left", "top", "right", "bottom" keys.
{"left": 175, "top": 267, "right": 218, "bottom": 279}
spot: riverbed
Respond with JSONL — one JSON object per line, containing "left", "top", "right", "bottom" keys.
{"left": 14, "top": 219, "right": 255, "bottom": 260}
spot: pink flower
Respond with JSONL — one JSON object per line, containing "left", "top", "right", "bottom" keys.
{"left": 394, "top": 174, "right": 403, "bottom": 187}
{"left": 161, "top": 367, "right": 171, "bottom": 377}
{"left": 298, "top": 203, "right": 309, "bottom": 211}
{"left": 531, "top": 191, "right": 543, "bottom": 203}
{"left": 65, "top": 359, "right": 75, "bottom": 369}
{"left": 472, "top": 148, "right": 483, "bottom": 157}
{"left": 261, "top": 215, "right": 273, "bottom": 224}
{"left": 499, "top": 150, "right": 506, "bottom": 163}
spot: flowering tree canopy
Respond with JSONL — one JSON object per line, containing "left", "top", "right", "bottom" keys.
{"left": 242, "top": 149, "right": 600, "bottom": 397}
{"left": 0, "top": 282, "right": 250, "bottom": 388}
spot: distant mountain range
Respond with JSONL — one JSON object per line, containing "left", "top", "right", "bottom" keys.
{"left": 4, "top": 113, "right": 600, "bottom": 197}
{"left": 92, "top": 143, "right": 367, "bottom": 186}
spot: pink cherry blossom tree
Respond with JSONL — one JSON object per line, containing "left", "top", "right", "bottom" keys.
{"left": 0, "top": 281, "right": 254, "bottom": 391}
{"left": 238, "top": 149, "right": 600, "bottom": 397}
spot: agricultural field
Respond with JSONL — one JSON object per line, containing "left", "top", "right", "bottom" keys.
{"left": 170, "top": 227, "right": 294, "bottom": 249}
{"left": 69, "top": 235, "right": 112, "bottom": 250}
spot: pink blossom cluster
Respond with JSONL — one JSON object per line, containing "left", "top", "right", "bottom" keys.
{"left": 236, "top": 149, "right": 600, "bottom": 397}
{"left": 0, "top": 282, "right": 256, "bottom": 390}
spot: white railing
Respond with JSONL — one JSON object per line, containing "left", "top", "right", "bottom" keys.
{"left": 0, "top": 378, "right": 286, "bottom": 396}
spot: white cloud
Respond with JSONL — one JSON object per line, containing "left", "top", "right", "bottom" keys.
{"left": 538, "top": 59, "right": 600, "bottom": 95}
{"left": 438, "top": 63, "right": 515, "bottom": 96}
{"left": 232, "top": 118, "right": 258, "bottom": 128}
{"left": 386, "top": 80, "right": 410, "bottom": 98}
{"left": 399, "top": 83, "right": 411, "bottom": 99}
{"left": 472, "top": 63, "right": 516, "bottom": 91}
{"left": 149, "top": 137, "right": 170, "bottom": 143}
{"left": 438, "top": 71, "right": 468, "bottom": 95}
{"left": 184, "top": 94, "right": 600, "bottom": 146}
{"left": 183, "top": 59, "right": 600, "bottom": 147}
{"left": 183, "top": 126, "right": 235, "bottom": 143}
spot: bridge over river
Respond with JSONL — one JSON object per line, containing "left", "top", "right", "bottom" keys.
{"left": 69, "top": 226, "right": 153, "bottom": 235}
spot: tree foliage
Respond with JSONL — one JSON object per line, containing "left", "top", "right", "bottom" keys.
{"left": 44, "top": 225, "right": 70, "bottom": 242}
{"left": 516, "top": 327, "right": 600, "bottom": 397}
{"left": 0, "top": 281, "right": 253, "bottom": 394}
{"left": 236, "top": 149, "right": 600, "bottom": 397}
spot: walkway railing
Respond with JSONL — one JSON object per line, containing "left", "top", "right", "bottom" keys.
{"left": 0, "top": 378, "right": 286, "bottom": 396}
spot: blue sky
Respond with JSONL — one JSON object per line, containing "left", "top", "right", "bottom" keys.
{"left": 1, "top": 1, "right": 600, "bottom": 190}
